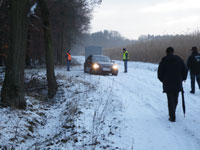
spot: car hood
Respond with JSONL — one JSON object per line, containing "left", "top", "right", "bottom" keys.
{"left": 96, "top": 62, "right": 113, "bottom": 66}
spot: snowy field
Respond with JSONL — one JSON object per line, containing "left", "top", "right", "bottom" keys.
{"left": 0, "top": 56, "right": 200, "bottom": 150}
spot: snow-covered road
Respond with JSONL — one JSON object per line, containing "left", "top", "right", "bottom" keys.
{"left": 71, "top": 56, "right": 200, "bottom": 150}
{"left": 1, "top": 56, "right": 200, "bottom": 149}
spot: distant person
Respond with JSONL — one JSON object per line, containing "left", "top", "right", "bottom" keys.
{"left": 122, "top": 48, "right": 129, "bottom": 73}
{"left": 66, "top": 50, "right": 72, "bottom": 71}
{"left": 158, "top": 47, "right": 188, "bottom": 122}
{"left": 187, "top": 46, "right": 200, "bottom": 94}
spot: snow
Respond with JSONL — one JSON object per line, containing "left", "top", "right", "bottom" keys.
{"left": 0, "top": 56, "right": 200, "bottom": 150}
{"left": 30, "top": 3, "right": 37, "bottom": 15}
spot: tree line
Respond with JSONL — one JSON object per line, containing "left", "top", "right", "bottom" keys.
{"left": 85, "top": 30, "right": 133, "bottom": 48}
{"left": 0, "top": 0, "right": 101, "bottom": 109}
{"left": 104, "top": 31, "right": 200, "bottom": 63}
{"left": 71, "top": 30, "right": 134, "bottom": 55}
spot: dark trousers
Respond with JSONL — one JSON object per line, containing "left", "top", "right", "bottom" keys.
{"left": 166, "top": 92, "right": 179, "bottom": 120}
{"left": 67, "top": 60, "right": 71, "bottom": 71}
{"left": 124, "top": 60, "right": 127, "bottom": 72}
{"left": 190, "top": 73, "right": 200, "bottom": 92}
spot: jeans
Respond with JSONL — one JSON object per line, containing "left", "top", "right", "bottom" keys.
{"left": 190, "top": 73, "right": 200, "bottom": 92}
{"left": 67, "top": 60, "right": 71, "bottom": 71}
{"left": 124, "top": 60, "right": 128, "bottom": 72}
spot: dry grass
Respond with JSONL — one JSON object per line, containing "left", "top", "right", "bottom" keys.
{"left": 104, "top": 31, "right": 200, "bottom": 63}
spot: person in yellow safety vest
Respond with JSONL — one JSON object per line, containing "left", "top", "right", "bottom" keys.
{"left": 66, "top": 50, "right": 72, "bottom": 71}
{"left": 122, "top": 48, "right": 129, "bottom": 73}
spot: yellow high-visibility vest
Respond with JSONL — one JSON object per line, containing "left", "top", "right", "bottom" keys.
{"left": 123, "top": 51, "right": 129, "bottom": 60}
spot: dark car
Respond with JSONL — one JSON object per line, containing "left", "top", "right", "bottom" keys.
{"left": 84, "top": 55, "right": 118, "bottom": 76}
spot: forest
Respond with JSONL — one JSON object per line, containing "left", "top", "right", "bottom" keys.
{"left": 0, "top": 0, "right": 102, "bottom": 108}
{"left": 0, "top": 0, "right": 200, "bottom": 108}
{"left": 1, "top": 1, "right": 200, "bottom": 149}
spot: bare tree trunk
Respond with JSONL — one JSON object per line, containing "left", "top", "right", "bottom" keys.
{"left": 1, "top": 0, "right": 29, "bottom": 109}
{"left": 0, "top": 0, "right": 3, "bottom": 8}
{"left": 38, "top": 0, "right": 57, "bottom": 98}
{"left": 61, "top": 21, "right": 65, "bottom": 64}
{"left": 26, "top": 27, "right": 31, "bottom": 67}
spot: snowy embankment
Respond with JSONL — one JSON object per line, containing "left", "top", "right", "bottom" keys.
{"left": 0, "top": 56, "right": 200, "bottom": 150}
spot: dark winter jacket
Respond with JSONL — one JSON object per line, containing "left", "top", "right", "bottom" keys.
{"left": 158, "top": 54, "right": 188, "bottom": 93}
{"left": 187, "top": 51, "right": 200, "bottom": 75}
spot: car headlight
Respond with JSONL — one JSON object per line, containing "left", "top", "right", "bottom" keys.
{"left": 112, "top": 64, "right": 118, "bottom": 70}
{"left": 92, "top": 63, "right": 100, "bottom": 70}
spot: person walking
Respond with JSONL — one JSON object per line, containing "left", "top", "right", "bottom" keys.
{"left": 66, "top": 50, "right": 72, "bottom": 71}
{"left": 122, "top": 48, "right": 129, "bottom": 73}
{"left": 158, "top": 47, "right": 188, "bottom": 122}
{"left": 187, "top": 46, "right": 200, "bottom": 94}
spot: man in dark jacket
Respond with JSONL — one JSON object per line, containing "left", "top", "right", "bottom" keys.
{"left": 187, "top": 46, "right": 200, "bottom": 94}
{"left": 158, "top": 47, "right": 188, "bottom": 122}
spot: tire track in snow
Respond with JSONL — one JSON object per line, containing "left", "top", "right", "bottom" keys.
{"left": 100, "top": 70, "right": 200, "bottom": 149}
{"left": 66, "top": 58, "right": 200, "bottom": 149}
{"left": 104, "top": 74, "right": 164, "bottom": 115}
{"left": 117, "top": 72, "right": 200, "bottom": 147}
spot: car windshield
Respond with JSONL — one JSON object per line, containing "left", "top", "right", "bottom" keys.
{"left": 93, "top": 56, "right": 111, "bottom": 62}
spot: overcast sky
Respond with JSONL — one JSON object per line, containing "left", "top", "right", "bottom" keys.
{"left": 90, "top": 0, "right": 200, "bottom": 39}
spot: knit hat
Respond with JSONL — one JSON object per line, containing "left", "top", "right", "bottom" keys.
{"left": 166, "top": 47, "right": 174, "bottom": 54}
{"left": 191, "top": 46, "right": 197, "bottom": 51}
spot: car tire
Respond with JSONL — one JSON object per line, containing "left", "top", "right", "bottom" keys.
{"left": 112, "top": 73, "right": 118, "bottom": 76}
{"left": 89, "top": 68, "right": 93, "bottom": 74}
{"left": 84, "top": 66, "right": 87, "bottom": 73}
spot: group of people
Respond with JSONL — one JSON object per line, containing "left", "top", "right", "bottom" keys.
{"left": 67, "top": 47, "right": 199, "bottom": 122}
{"left": 158, "top": 46, "right": 200, "bottom": 122}
{"left": 123, "top": 46, "right": 200, "bottom": 122}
